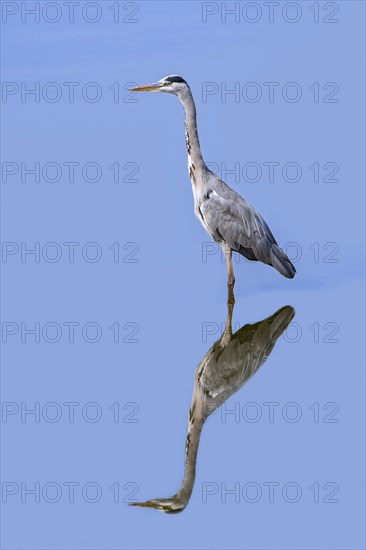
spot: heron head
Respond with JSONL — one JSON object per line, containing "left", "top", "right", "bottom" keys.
{"left": 129, "top": 495, "right": 186, "bottom": 514}
{"left": 129, "top": 75, "right": 189, "bottom": 96}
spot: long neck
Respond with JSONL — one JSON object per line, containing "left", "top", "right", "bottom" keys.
{"left": 178, "top": 89, "right": 206, "bottom": 184}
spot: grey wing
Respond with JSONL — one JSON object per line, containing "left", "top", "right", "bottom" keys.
{"left": 199, "top": 189, "right": 276, "bottom": 263}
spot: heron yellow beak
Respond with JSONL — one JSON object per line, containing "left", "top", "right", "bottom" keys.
{"left": 129, "top": 82, "right": 166, "bottom": 92}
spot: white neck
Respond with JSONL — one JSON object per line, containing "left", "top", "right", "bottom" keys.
{"left": 178, "top": 88, "right": 206, "bottom": 186}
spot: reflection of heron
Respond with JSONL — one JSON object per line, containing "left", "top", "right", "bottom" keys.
{"left": 130, "top": 76, "right": 296, "bottom": 295}
{"left": 130, "top": 296, "right": 295, "bottom": 513}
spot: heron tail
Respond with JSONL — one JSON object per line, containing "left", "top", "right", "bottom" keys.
{"left": 270, "top": 244, "right": 296, "bottom": 279}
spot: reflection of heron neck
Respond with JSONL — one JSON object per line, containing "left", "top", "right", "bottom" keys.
{"left": 177, "top": 297, "right": 235, "bottom": 504}
{"left": 176, "top": 396, "right": 206, "bottom": 503}
{"left": 179, "top": 89, "right": 206, "bottom": 185}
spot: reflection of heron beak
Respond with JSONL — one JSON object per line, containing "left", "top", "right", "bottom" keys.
{"left": 129, "top": 82, "right": 164, "bottom": 92}
{"left": 129, "top": 500, "right": 158, "bottom": 508}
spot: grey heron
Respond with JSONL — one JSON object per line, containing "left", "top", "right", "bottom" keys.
{"left": 130, "top": 295, "right": 295, "bottom": 513}
{"left": 130, "top": 75, "right": 296, "bottom": 296}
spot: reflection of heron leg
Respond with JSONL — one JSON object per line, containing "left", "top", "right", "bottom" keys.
{"left": 221, "top": 286, "right": 235, "bottom": 346}
{"left": 225, "top": 298, "right": 234, "bottom": 333}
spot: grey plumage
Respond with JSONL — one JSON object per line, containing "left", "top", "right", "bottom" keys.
{"left": 199, "top": 178, "right": 296, "bottom": 279}
{"left": 130, "top": 299, "right": 295, "bottom": 513}
{"left": 130, "top": 75, "right": 296, "bottom": 285}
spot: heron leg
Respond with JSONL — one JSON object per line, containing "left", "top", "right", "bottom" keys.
{"left": 227, "top": 283, "right": 235, "bottom": 307}
{"left": 223, "top": 245, "right": 235, "bottom": 305}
